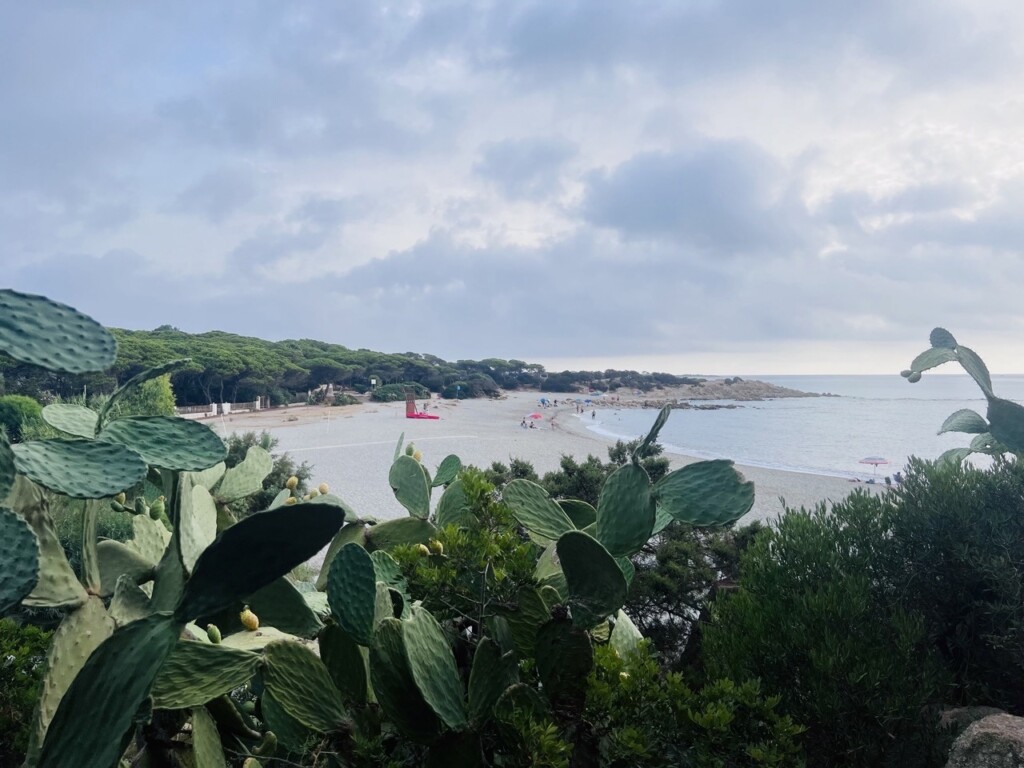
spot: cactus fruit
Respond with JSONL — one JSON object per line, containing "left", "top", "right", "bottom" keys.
{"left": 416, "top": 544, "right": 431, "bottom": 557}
{"left": 253, "top": 731, "right": 278, "bottom": 757}
{"left": 413, "top": 450, "right": 423, "bottom": 462}
{"left": 110, "top": 500, "right": 126, "bottom": 513}
{"left": 428, "top": 539, "right": 444, "bottom": 555}
{"left": 242, "top": 759, "right": 263, "bottom": 768}
{"left": 207, "top": 624, "right": 222, "bottom": 644}
{"left": 285, "top": 497, "right": 297, "bottom": 505}
{"left": 319, "top": 482, "right": 330, "bottom": 495}
{"left": 240, "top": 605, "right": 259, "bottom": 631}
{"left": 286, "top": 475, "right": 299, "bottom": 490}
{"left": 150, "top": 496, "right": 165, "bottom": 520}
{"left": 114, "top": 492, "right": 126, "bottom": 505}
{"left": 308, "top": 488, "right": 319, "bottom": 498}
{"left": 406, "top": 443, "right": 415, "bottom": 457}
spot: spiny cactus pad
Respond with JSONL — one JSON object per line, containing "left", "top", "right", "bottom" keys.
{"left": 232, "top": 577, "right": 324, "bottom": 638}
{"left": 101, "top": 416, "right": 226, "bottom": 471}
{"left": 215, "top": 445, "right": 273, "bottom": 502}
{"left": 0, "top": 434, "right": 13, "bottom": 501}
{"left": 595, "top": 463, "right": 654, "bottom": 557}
{"left": 188, "top": 461, "right": 227, "bottom": 491}
{"left": 0, "top": 289, "right": 117, "bottom": 373}
{"left": 559, "top": 499, "right": 597, "bottom": 529}
{"left": 190, "top": 705, "right": 228, "bottom": 768}
{"left": 319, "top": 624, "right": 370, "bottom": 705}
{"left": 938, "top": 409, "right": 989, "bottom": 435}
{"left": 557, "top": 531, "right": 628, "bottom": 629}
{"left": 653, "top": 459, "right": 754, "bottom": 527}
{"left": 609, "top": 609, "right": 643, "bottom": 657}
{"left": 364, "top": 516, "right": 436, "bottom": 552}
{"left": 503, "top": 479, "right": 576, "bottom": 544}
{"left": 535, "top": 618, "right": 593, "bottom": 713}
{"left": 987, "top": 396, "right": 1024, "bottom": 454}
{"left": 96, "top": 540, "right": 155, "bottom": 597}
{"left": 389, "top": 454, "right": 431, "bottom": 518}
{"left": 126, "top": 513, "right": 171, "bottom": 564}
{"left": 152, "top": 640, "right": 262, "bottom": 710}
{"left": 468, "top": 637, "right": 517, "bottom": 722}
{"left": 176, "top": 502, "right": 347, "bottom": 621}
{"left": 180, "top": 483, "right": 218, "bottom": 572}
{"left": 107, "top": 575, "right": 152, "bottom": 627}
{"left": 432, "top": 454, "right": 462, "bottom": 487}
{"left": 503, "top": 586, "right": 557, "bottom": 658}
{"left": 327, "top": 543, "right": 377, "bottom": 646}
{"left": 0, "top": 506, "right": 39, "bottom": 615}
{"left": 435, "top": 478, "right": 473, "bottom": 527}
{"left": 635, "top": 404, "right": 671, "bottom": 459}
{"left": 316, "top": 523, "right": 367, "bottom": 590}
{"left": 263, "top": 640, "right": 348, "bottom": 733}
{"left": 533, "top": 542, "right": 567, "bottom": 599}
{"left": 404, "top": 607, "right": 468, "bottom": 730}
{"left": 261, "top": 690, "right": 313, "bottom": 754}
{"left": 27, "top": 596, "right": 116, "bottom": 765}
{"left": 41, "top": 403, "right": 99, "bottom": 438}
{"left": 370, "top": 618, "right": 443, "bottom": 742}
{"left": 370, "top": 550, "right": 407, "bottom": 591}
{"left": 13, "top": 439, "right": 147, "bottom": 499}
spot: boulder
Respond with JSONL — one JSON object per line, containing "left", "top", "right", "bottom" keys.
{"left": 945, "top": 713, "right": 1024, "bottom": 768}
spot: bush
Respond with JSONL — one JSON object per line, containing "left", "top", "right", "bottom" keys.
{"left": 0, "top": 620, "right": 53, "bottom": 765}
{"left": 223, "top": 431, "right": 312, "bottom": 516}
{"left": 0, "top": 394, "right": 42, "bottom": 442}
{"left": 332, "top": 392, "right": 360, "bottom": 406}
{"left": 702, "top": 492, "right": 951, "bottom": 768}
{"left": 371, "top": 382, "right": 430, "bottom": 402}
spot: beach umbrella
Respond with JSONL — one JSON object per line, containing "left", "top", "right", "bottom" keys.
{"left": 528, "top": 412, "right": 543, "bottom": 419}
{"left": 859, "top": 456, "right": 889, "bottom": 475}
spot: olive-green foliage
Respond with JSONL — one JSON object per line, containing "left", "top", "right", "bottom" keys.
{"left": 483, "top": 457, "right": 540, "bottom": 488}
{"left": 333, "top": 392, "right": 360, "bottom": 406}
{"left": 223, "top": 430, "right": 312, "bottom": 516}
{"left": 371, "top": 382, "right": 431, "bottom": 403}
{"left": 703, "top": 492, "right": 951, "bottom": 768}
{"left": 0, "top": 394, "right": 42, "bottom": 442}
{"left": 0, "top": 619, "right": 52, "bottom": 765}
{"left": 541, "top": 454, "right": 608, "bottom": 507}
{"left": 885, "top": 456, "right": 1024, "bottom": 711}
{"left": 586, "top": 642, "right": 805, "bottom": 767}
{"left": 51, "top": 498, "right": 134, "bottom": 576}
{"left": 391, "top": 468, "right": 538, "bottom": 625}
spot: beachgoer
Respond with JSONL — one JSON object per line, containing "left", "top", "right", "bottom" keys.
{"left": 529, "top": 421, "right": 535, "bottom": 429}
{"left": 521, "top": 418, "right": 526, "bottom": 428}
{"left": 591, "top": 410, "right": 595, "bottom": 419}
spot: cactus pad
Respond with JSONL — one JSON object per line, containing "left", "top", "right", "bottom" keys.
{"left": 435, "top": 478, "right": 473, "bottom": 527}
{"left": 319, "top": 624, "right": 369, "bottom": 705}
{"left": 364, "top": 516, "right": 435, "bottom": 552}
{"left": 261, "top": 690, "right": 313, "bottom": 754}
{"left": 190, "top": 706, "right": 228, "bottom": 768}
{"left": 370, "top": 618, "right": 443, "bottom": 742}
{"left": 96, "top": 540, "right": 155, "bottom": 597}
{"left": 0, "top": 289, "right": 117, "bottom": 373}
{"left": 101, "top": 416, "right": 226, "bottom": 471}
{"left": 468, "top": 637, "right": 517, "bottom": 722}
{"left": 533, "top": 542, "right": 567, "bottom": 599}
{"left": 188, "top": 461, "right": 227, "bottom": 491}
{"left": 987, "top": 396, "right": 1024, "bottom": 453}
{"left": 559, "top": 499, "right": 597, "bottom": 529}
{"left": 635, "top": 404, "right": 671, "bottom": 460}
{"left": 126, "top": 513, "right": 171, "bottom": 564}
{"left": 556, "top": 531, "right": 628, "bottom": 628}
{"left": 938, "top": 409, "right": 989, "bottom": 435}
{"left": 0, "top": 434, "right": 13, "bottom": 501}
{"left": 595, "top": 463, "right": 654, "bottom": 557}
{"left": 181, "top": 483, "right": 218, "bottom": 572}
{"left": 175, "top": 502, "right": 347, "bottom": 621}
{"left": 389, "top": 454, "right": 431, "bottom": 518}
{"left": 502, "top": 586, "right": 556, "bottom": 658}
{"left": 152, "top": 640, "right": 262, "bottom": 710}
{"left": 316, "top": 523, "right": 367, "bottom": 590}
{"left": 535, "top": 618, "right": 593, "bottom": 713}
{"left": 13, "top": 439, "right": 147, "bottom": 499}
{"left": 609, "top": 609, "right": 643, "bottom": 657}
{"left": 215, "top": 446, "right": 273, "bottom": 502}
{"left": 263, "top": 640, "right": 348, "bottom": 733}
{"left": 42, "top": 403, "right": 99, "bottom": 438}
{"left": 653, "top": 459, "right": 754, "bottom": 526}
{"left": 503, "top": 479, "right": 575, "bottom": 544}
{"left": 370, "top": 550, "right": 407, "bottom": 590}
{"left": 432, "top": 454, "right": 462, "bottom": 487}
{"left": 327, "top": 543, "right": 377, "bottom": 646}
{"left": 0, "top": 506, "right": 39, "bottom": 615}
{"left": 108, "top": 575, "right": 152, "bottom": 627}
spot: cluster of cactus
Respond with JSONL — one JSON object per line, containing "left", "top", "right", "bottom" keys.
{"left": 0, "top": 288, "right": 756, "bottom": 767}
{"left": 903, "top": 327, "right": 1024, "bottom": 462}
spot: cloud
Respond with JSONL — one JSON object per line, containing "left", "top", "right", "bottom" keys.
{"left": 474, "top": 137, "right": 577, "bottom": 199}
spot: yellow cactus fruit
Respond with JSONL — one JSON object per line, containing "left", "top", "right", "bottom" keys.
{"left": 413, "top": 450, "right": 423, "bottom": 463}
{"left": 242, "top": 759, "right": 263, "bottom": 768}
{"left": 285, "top": 475, "right": 299, "bottom": 490}
{"left": 428, "top": 539, "right": 444, "bottom": 555}
{"left": 318, "top": 482, "right": 330, "bottom": 495}
{"left": 114, "top": 492, "right": 126, "bottom": 505}
{"left": 284, "top": 496, "right": 297, "bottom": 506}
{"left": 308, "top": 488, "right": 319, "bottom": 498}
{"left": 302, "top": 494, "right": 310, "bottom": 501}
{"left": 206, "top": 624, "right": 222, "bottom": 644}
{"left": 240, "top": 605, "right": 260, "bottom": 631}
{"left": 416, "top": 543, "right": 431, "bottom": 557}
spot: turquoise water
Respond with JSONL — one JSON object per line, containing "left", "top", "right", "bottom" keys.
{"left": 587, "top": 375, "right": 1024, "bottom": 479}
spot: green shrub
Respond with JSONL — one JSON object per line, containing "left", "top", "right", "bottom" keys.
{"left": 702, "top": 492, "right": 950, "bottom": 768}
{"left": 332, "top": 392, "right": 360, "bottom": 406}
{"left": 0, "top": 620, "right": 53, "bottom": 765}
{"left": 50, "top": 498, "right": 135, "bottom": 575}
{"left": 223, "top": 430, "right": 312, "bottom": 516}
{"left": 371, "top": 382, "right": 430, "bottom": 402}
{"left": 0, "top": 394, "right": 42, "bottom": 442}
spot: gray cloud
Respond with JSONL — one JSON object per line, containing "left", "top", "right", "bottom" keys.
{"left": 475, "top": 137, "right": 577, "bottom": 199}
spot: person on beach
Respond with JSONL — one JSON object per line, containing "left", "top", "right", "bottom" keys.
{"left": 591, "top": 410, "right": 596, "bottom": 419}
{"left": 521, "top": 418, "right": 526, "bottom": 428}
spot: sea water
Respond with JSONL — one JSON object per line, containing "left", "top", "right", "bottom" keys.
{"left": 587, "top": 374, "right": 1024, "bottom": 479}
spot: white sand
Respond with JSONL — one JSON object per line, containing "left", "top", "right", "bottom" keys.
{"left": 215, "top": 391, "right": 879, "bottom": 534}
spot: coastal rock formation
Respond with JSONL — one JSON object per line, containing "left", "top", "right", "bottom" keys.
{"left": 945, "top": 713, "right": 1024, "bottom": 768}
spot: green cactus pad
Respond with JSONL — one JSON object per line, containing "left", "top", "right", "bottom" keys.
{"left": 393, "top": 432, "right": 405, "bottom": 461}
{"left": 327, "top": 543, "right": 377, "bottom": 646}
{"left": 369, "top": 618, "right": 443, "bottom": 743}
{"left": 108, "top": 575, "right": 152, "bottom": 627}
{"left": 263, "top": 640, "right": 348, "bottom": 733}
{"left": 7, "top": 477, "right": 88, "bottom": 609}
{"left": 957, "top": 346, "right": 994, "bottom": 396}
{"left": 609, "top": 609, "right": 643, "bottom": 657}
{"left": 13, "top": 439, "right": 147, "bottom": 499}
{"left": 557, "top": 531, "right": 628, "bottom": 628}
{"left": 42, "top": 403, "right": 99, "bottom": 438}
{"left": 188, "top": 461, "right": 227, "bottom": 491}
{"left": 316, "top": 523, "right": 367, "bottom": 590}
{"left": 370, "top": 550, "right": 407, "bottom": 590}
{"left": 98, "top": 358, "right": 191, "bottom": 427}
{"left": 0, "top": 289, "right": 117, "bottom": 373}
{"left": 929, "top": 327, "right": 957, "bottom": 349}
{"left": 653, "top": 459, "right": 754, "bottom": 527}
{"left": 100, "top": 416, "right": 226, "bottom": 471}
{"left": 191, "top": 706, "right": 228, "bottom": 768}
{"left": 616, "top": 556, "right": 635, "bottom": 589}
{"left": 243, "top": 578, "right": 324, "bottom": 638}
{"left": 432, "top": 454, "right": 462, "bottom": 487}
{"left": 220, "top": 626, "right": 296, "bottom": 652}
{"left": 907, "top": 346, "right": 957, "bottom": 376}
{"left": 319, "top": 624, "right": 370, "bottom": 705}
{"left": 215, "top": 446, "right": 273, "bottom": 502}
{"left": 96, "top": 540, "right": 155, "bottom": 597}
{"left": 535, "top": 618, "right": 593, "bottom": 713}
{"left": 0, "top": 506, "right": 39, "bottom": 616}
{"left": 559, "top": 499, "right": 597, "bottom": 529}
{"left": 468, "top": 637, "right": 517, "bottom": 722}
{"left": 502, "top": 586, "right": 556, "bottom": 658}
{"left": 503, "top": 479, "right": 575, "bottom": 544}
{"left": 261, "top": 690, "right": 313, "bottom": 754}
{"left": 595, "top": 463, "right": 654, "bottom": 557}
{"left": 389, "top": 454, "right": 431, "bottom": 518}
{"left": 938, "top": 408, "right": 989, "bottom": 435}
{"left": 435, "top": 478, "right": 473, "bottom": 527}
{"left": 126, "top": 513, "right": 171, "bottom": 564}
{"left": 151, "top": 640, "right": 262, "bottom": 710}
{"left": 635, "top": 404, "right": 671, "bottom": 460}
{"left": 269, "top": 488, "right": 291, "bottom": 509}
{"left": 987, "top": 396, "right": 1024, "bottom": 453}
{"left": 181, "top": 483, "right": 218, "bottom": 572}
{"left": 175, "top": 502, "right": 347, "bottom": 621}
{"left": 494, "top": 683, "right": 549, "bottom": 722}
{"left": 0, "top": 434, "right": 14, "bottom": 501}
{"left": 27, "top": 597, "right": 116, "bottom": 765}
{"left": 533, "top": 543, "right": 567, "bottom": 600}
{"left": 364, "top": 516, "right": 436, "bottom": 552}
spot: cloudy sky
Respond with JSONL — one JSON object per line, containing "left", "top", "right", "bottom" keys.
{"left": 4, "top": 1, "right": 1024, "bottom": 374}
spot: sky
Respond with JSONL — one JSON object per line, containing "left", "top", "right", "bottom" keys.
{"left": 4, "top": 1, "right": 1024, "bottom": 375}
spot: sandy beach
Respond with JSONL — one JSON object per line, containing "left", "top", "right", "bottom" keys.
{"left": 209, "top": 390, "right": 881, "bottom": 536}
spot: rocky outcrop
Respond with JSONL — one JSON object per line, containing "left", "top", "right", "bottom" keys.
{"left": 945, "top": 713, "right": 1024, "bottom": 768}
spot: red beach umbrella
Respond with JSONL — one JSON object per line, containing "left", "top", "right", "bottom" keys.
{"left": 528, "top": 412, "right": 543, "bottom": 419}
{"left": 859, "top": 456, "right": 889, "bottom": 475}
